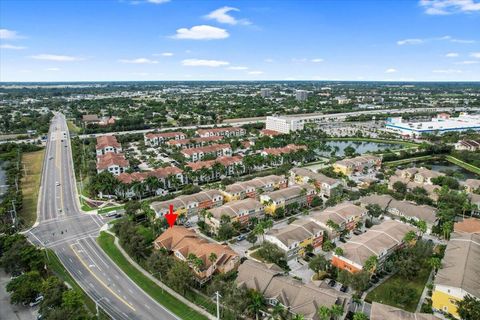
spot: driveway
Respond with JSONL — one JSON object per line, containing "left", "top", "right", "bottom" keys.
{"left": 0, "top": 269, "right": 38, "bottom": 320}
{"left": 288, "top": 259, "right": 314, "bottom": 283}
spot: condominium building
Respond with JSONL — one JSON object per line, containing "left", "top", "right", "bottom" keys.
{"left": 96, "top": 153, "right": 129, "bottom": 175}
{"left": 186, "top": 156, "right": 244, "bottom": 182}
{"left": 166, "top": 136, "right": 223, "bottom": 149}
{"left": 260, "top": 185, "right": 316, "bottom": 215}
{"left": 196, "top": 127, "right": 246, "bottom": 138}
{"left": 205, "top": 198, "right": 264, "bottom": 233}
{"left": 432, "top": 232, "right": 480, "bottom": 319}
{"left": 290, "top": 167, "right": 342, "bottom": 198}
{"left": 222, "top": 175, "right": 288, "bottom": 202}
{"left": 96, "top": 135, "right": 122, "bottom": 156}
{"left": 144, "top": 131, "right": 186, "bottom": 146}
{"left": 181, "top": 144, "right": 232, "bottom": 162}
{"left": 333, "top": 154, "right": 382, "bottom": 176}
{"left": 295, "top": 90, "right": 310, "bottom": 101}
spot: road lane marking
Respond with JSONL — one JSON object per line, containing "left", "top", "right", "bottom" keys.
{"left": 69, "top": 244, "right": 135, "bottom": 311}
{"left": 81, "top": 238, "right": 109, "bottom": 268}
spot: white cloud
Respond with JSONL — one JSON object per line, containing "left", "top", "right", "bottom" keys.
{"left": 385, "top": 68, "right": 397, "bottom": 73}
{"left": 432, "top": 69, "right": 463, "bottom": 73}
{"left": 420, "top": 0, "right": 480, "bottom": 15}
{"left": 153, "top": 52, "right": 174, "bottom": 57}
{"left": 248, "top": 71, "right": 264, "bottom": 75}
{"left": 118, "top": 58, "right": 158, "bottom": 64}
{"left": 455, "top": 60, "right": 479, "bottom": 64}
{"left": 471, "top": 52, "right": 480, "bottom": 58}
{"left": 30, "top": 54, "right": 84, "bottom": 61}
{"left": 181, "top": 59, "right": 229, "bottom": 67}
{"left": 172, "top": 25, "right": 229, "bottom": 40}
{"left": 264, "top": 58, "right": 274, "bottom": 63}
{"left": 227, "top": 66, "right": 248, "bottom": 70}
{"left": 46, "top": 67, "right": 60, "bottom": 71}
{"left": 0, "top": 44, "right": 26, "bottom": 50}
{"left": 0, "top": 28, "right": 22, "bottom": 39}
{"left": 311, "top": 58, "right": 324, "bottom": 63}
{"left": 397, "top": 38, "right": 424, "bottom": 45}
{"left": 146, "top": 0, "right": 170, "bottom": 4}
{"left": 445, "top": 52, "right": 459, "bottom": 57}
{"left": 205, "top": 6, "right": 251, "bottom": 25}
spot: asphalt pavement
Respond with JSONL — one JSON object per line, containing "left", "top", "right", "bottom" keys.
{"left": 26, "top": 113, "right": 179, "bottom": 320}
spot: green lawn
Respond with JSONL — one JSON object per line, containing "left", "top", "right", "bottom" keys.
{"left": 97, "top": 232, "right": 209, "bottom": 320}
{"left": 98, "top": 205, "right": 124, "bottom": 215}
{"left": 445, "top": 155, "right": 480, "bottom": 175}
{"left": 365, "top": 267, "right": 431, "bottom": 312}
{"left": 67, "top": 120, "right": 81, "bottom": 134}
{"left": 45, "top": 249, "right": 109, "bottom": 319}
{"left": 20, "top": 149, "right": 45, "bottom": 229}
{"left": 382, "top": 155, "right": 437, "bottom": 167}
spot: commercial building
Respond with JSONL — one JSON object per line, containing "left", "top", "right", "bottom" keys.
{"left": 432, "top": 232, "right": 480, "bottom": 319}
{"left": 332, "top": 220, "right": 415, "bottom": 273}
{"left": 222, "top": 175, "right": 288, "bottom": 202}
{"left": 260, "top": 185, "right": 316, "bottom": 215}
{"left": 385, "top": 113, "right": 480, "bottom": 138}
{"left": 205, "top": 198, "right": 264, "bottom": 233}
{"left": 144, "top": 131, "right": 186, "bottom": 146}
{"left": 153, "top": 226, "right": 240, "bottom": 284}
{"left": 333, "top": 154, "right": 382, "bottom": 176}
{"left": 150, "top": 189, "right": 224, "bottom": 218}
{"left": 260, "top": 88, "right": 272, "bottom": 98}
{"left": 96, "top": 135, "right": 122, "bottom": 156}
{"left": 236, "top": 260, "right": 350, "bottom": 320}
{"left": 295, "top": 90, "right": 310, "bottom": 101}
{"left": 265, "top": 116, "right": 304, "bottom": 134}
{"left": 265, "top": 218, "right": 325, "bottom": 259}
{"left": 290, "top": 167, "right": 343, "bottom": 198}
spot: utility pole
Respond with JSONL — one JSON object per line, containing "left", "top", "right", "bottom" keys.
{"left": 11, "top": 200, "right": 17, "bottom": 228}
{"left": 214, "top": 291, "right": 221, "bottom": 320}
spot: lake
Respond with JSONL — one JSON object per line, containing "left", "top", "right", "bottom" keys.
{"left": 316, "top": 140, "right": 404, "bottom": 157}
{"left": 420, "top": 160, "right": 479, "bottom": 181}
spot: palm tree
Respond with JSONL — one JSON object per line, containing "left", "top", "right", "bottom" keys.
{"left": 291, "top": 315, "right": 305, "bottom": 320}
{"left": 330, "top": 304, "right": 344, "bottom": 320}
{"left": 246, "top": 290, "right": 265, "bottom": 320}
{"left": 208, "top": 252, "right": 217, "bottom": 266}
{"left": 442, "top": 221, "right": 453, "bottom": 240}
{"left": 131, "top": 180, "right": 145, "bottom": 200}
{"left": 317, "top": 306, "right": 331, "bottom": 320}
{"left": 254, "top": 223, "right": 266, "bottom": 241}
{"left": 270, "top": 302, "right": 288, "bottom": 320}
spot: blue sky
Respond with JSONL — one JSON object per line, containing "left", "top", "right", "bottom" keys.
{"left": 1, "top": 0, "right": 479, "bottom": 82}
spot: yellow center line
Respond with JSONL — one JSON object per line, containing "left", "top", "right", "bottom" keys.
{"left": 70, "top": 243, "right": 136, "bottom": 311}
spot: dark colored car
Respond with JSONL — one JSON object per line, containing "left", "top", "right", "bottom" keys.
{"left": 328, "top": 280, "right": 336, "bottom": 287}
{"left": 340, "top": 285, "right": 348, "bottom": 292}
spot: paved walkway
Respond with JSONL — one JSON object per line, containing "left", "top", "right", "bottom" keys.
{"left": 0, "top": 269, "right": 38, "bottom": 320}
{"left": 416, "top": 270, "right": 434, "bottom": 312}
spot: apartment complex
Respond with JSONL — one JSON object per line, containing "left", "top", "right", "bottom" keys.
{"left": 260, "top": 185, "right": 316, "bottom": 215}
{"left": 166, "top": 136, "right": 223, "bottom": 148}
{"left": 236, "top": 260, "right": 350, "bottom": 320}
{"left": 181, "top": 143, "right": 232, "bottom": 162}
{"left": 432, "top": 232, "right": 480, "bottom": 319}
{"left": 455, "top": 139, "right": 480, "bottom": 152}
{"left": 295, "top": 89, "right": 310, "bottom": 101}
{"left": 265, "top": 218, "right": 325, "bottom": 259}
{"left": 360, "top": 194, "right": 438, "bottom": 233}
{"left": 332, "top": 220, "right": 415, "bottom": 273}
{"left": 196, "top": 127, "right": 246, "bottom": 138}
{"left": 186, "top": 156, "right": 243, "bottom": 182}
{"left": 290, "top": 167, "right": 342, "bottom": 198}
{"left": 150, "top": 189, "right": 224, "bottom": 218}
{"left": 96, "top": 152, "right": 129, "bottom": 176}
{"left": 221, "top": 175, "right": 288, "bottom": 202}
{"left": 153, "top": 226, "right": 240, "bottom": 283}
{"left": 144, "top": 131, "right": 186, "bottom": 146}
{"left": 205, "top": 198, "right": 264, "bottom": 233}
{"left": 333, "top": 154, "right": 382, "bottom": 176}
{"left": 388, "top": 167, "right": 443, "bottom": 201}
{"left": 116, "top": 166, "right": 184, "bottom": 196}
{"left": 95, "top": 135, "right": 122, "bottom": 156}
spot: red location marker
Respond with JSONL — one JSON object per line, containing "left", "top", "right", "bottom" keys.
{"left": 164, "top": 204, "right": 178, "bottom": 228}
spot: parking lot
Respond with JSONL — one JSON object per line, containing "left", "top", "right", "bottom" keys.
{"left": 0, "top": 269, "right": 38, "bottom": 320}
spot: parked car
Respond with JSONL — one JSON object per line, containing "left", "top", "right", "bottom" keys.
{"left": 29, "top": 295, "right": 44, "bottom": 307}
{"left": 328, "top": 280, "right": 336, "bottom": 287}
{"left": 236, "top": 235, "right": 246, "bottom": 241}
{"left": 340, "top": 285, "right": 348, "bottom": 293}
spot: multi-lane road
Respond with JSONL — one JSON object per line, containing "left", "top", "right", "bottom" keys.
{"left": 26, "top": 113, "right": 179, "bottom": 320}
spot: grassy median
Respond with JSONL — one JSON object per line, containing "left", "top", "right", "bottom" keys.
{"left": 97, "top": 232, "right": 209, "bottom": 320}
{"left": 20, "top": 149, "right": 45, "bottom": 229}
{"left": 445, "top": 155, "right": 480, "bottom": 175}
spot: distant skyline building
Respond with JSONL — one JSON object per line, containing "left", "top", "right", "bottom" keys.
{"left": 295, "top": 90, "right": 310, "bottom": 101}
{"left": 260, "top": 88, "right": 272, "bottom": 98}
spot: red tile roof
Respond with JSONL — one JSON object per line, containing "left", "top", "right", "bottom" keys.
{"left": 96, "top": 135, "right": 121, "bottom": 150}
{"left": 187, "top": 156, "right": 243, "bottom": 171}
{"left": 166, "top": 136, "right": 223, "bottom": 146}
{"left": 181, "top": 143, "right": 231, "bottom": 156}
{"left": 262, "top": 144, "right": 307, "bottom": 156}
{"left": 96, "top": 153, "right": 129, "bottom": 170}
{"left": 145, "top": 131, "right": 185, "bottom": 140}
{"left": 260, "top": 129, "right": 282, "bottom": 137}
{"left": 117, "top": 166, "right": 183, "bottom": 184}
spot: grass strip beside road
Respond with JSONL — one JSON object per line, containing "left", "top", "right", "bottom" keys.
{"left": 19, "top": 149, "right": 45, "bottom": 229}
{"left": 67, "top": 120, "right": 81, "bottom": 134}
{"left": 44, "top": 249, "right": 109, "bottom": 319}
{"left": 97, "top": 232, "right": 209, "bottom": 320}
{"left": 445, "top": 155, "right": 480, "bottom": 175}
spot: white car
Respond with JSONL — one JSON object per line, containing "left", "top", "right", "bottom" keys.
{"left": 29, "top": 295, "right": 43, "bottom": 307}
{"left": 56, "top": 182, "right": 60, "bottom": 186}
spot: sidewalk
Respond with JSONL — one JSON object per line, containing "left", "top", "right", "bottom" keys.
{"left": 416, "top": 270, "right": 434, "bottom": 312}
{"left": 105, "top": 230, "right": 216, "bottom": 320}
